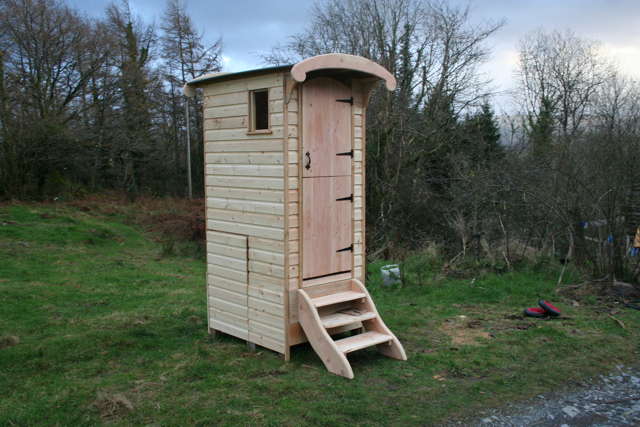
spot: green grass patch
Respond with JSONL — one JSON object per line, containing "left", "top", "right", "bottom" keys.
{"left": 1, "top": 202, "right": 639, "bottom": 425}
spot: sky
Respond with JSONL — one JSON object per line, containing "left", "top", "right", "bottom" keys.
{"left": 69, "top": 0, "right": 640, "bottom": 112}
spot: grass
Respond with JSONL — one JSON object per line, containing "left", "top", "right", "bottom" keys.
{"left": 1, "top": 201, "right": 639, "bottom": 425}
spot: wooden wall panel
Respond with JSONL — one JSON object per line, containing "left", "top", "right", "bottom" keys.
{"left": 209, "top": 264, "right": 247, "bottom": 284}
{"left": 248, "top": 285, "right": 284, "bottom": 305}
{"left": 211, "top": 309, "right": 248, "bottom": 340}
{"left": 249, "top": 236, "right": 285, "bottom": 252}
{"left": 203, "top": 73, "right": 283, "bottom": 96}
{"left": 205, "top": 140, "right": 283, "bottom": 153}
{"left": 207, "top": 232, "right": 248, "bottom": 341}
{"left": 205, "top": 116, "right": 249, "bottom": 130}
{"left": 285, "top": 86, "right": 301, "bottom": 339}
{"left": 204, "top": 73, "right": 287, "bottom": 354}
{"left": 204, "top": 104, "right": 247, "bottom": 119}
{"left": 205, "top": 91, "right": 247, "bottom": 107}
{"left": 205, "top": 126, "right": 285, "bottom": 141}
{"left": 204, "top": 176, "right": 284, "bottom": 190}
{"left": 249, "top": 247, "right": 285, "bottom": 265}
{"left": 207, "top": 253, "right": 247, "bottom": 272}
{"left": 204, "top": 152, "right": 283, "bottom": 165}
{"left": 207, "top": 198, "right": 283, "bottom": 216}
{"left": 204, "top": 80, "right": 286, "bottom": 242}
{"left": 206, "top": 187, "right": 283, "bottom": 203}
{"left": 248, "top": 250, "right": 285, "bottom": 352}
{"left": 206, "top": 220, "right": 283, "bottom": 241}
{"left": 248, "top": 272, "right": 285, "bottom": 293}
{"left": 352, "top": 87, "right": 366, "bottom": 282}
{"left": 205, "top": 164, "right": 284, "bottom": 177}
{"left": 207, "top": 208, "right": 284, "bottom": 228}
{"left": 207, "top": 274, "right": 247, "bottom": 294}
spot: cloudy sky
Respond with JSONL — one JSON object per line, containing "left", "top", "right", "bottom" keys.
{"left": 69, "top": 0, "right": 640, "bottom": 111}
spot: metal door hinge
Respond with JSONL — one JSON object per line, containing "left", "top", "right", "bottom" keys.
{"left": 336, "top": 244, "right": 353, "bottom": 253}
{"left": 336, "top": 194, "right": 353, "bottom": 202}
{"left": 336, "top": 97, "right": 353, "bottom": 105}
{"left": 336, "top": 150, "right": 353, "bottom": 157}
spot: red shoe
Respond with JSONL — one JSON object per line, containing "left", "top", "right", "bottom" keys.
{"left": 524, "top": 307, "right": 547, "bottom": 318}
{"left": 538, "top": 300, "right": 561, "bottom": 317}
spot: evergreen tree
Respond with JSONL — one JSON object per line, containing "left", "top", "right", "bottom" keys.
{"left": 472, "top": 101, "right": 503, "bottom": 161}
{"left": 528, "top": 96, "right": 554, "bottom": 158}
{"left": 106, "top": 0, "right": 155, "bottom": 198}
{"left": 458, "top": 100, "right": 503, "bottom": 164}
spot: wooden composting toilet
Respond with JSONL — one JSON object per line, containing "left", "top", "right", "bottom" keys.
{"left": 184, "top": 53, "right": 407, "bottom": 378}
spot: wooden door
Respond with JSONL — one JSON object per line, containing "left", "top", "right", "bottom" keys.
{"left": 302, "top": 78, "right": 352, "bottom": 178}
{"left": 302, "top": 77, "right": 354, "bottom": 280}
{"left": 303, "top": 176, "right": 352, "bottom": 279}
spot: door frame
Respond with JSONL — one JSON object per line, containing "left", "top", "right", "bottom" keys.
{"left": 298, "top": 76, "right": 355, "bottom": 288}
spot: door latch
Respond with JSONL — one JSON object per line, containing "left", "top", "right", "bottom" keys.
{"left": 336, "top": 97, "right": 353, "bottom": 105}
{"left": 336, "top": 194, "right": 353, "bottom": 202}
{"left": 336, "top": 150, "right": 353, "bottom": 157}
{"left": 336, "top": 244, "right": 353, "bottom": 253}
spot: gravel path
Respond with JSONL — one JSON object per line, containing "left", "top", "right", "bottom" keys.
{"left": 469, "top": 366, "right": 640, "bottom": 426}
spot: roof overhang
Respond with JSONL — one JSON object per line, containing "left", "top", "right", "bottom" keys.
{"left": 183, "top": 53, "right": 396, "bottom": 97}
{"left": 183, "top": 64, "right": 293, "bottom": 97}
{"left": 290, "top": 53, "right": 396, "bottom": 91}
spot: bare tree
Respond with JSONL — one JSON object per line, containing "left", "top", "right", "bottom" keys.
{"left": 0, "top": 0, "right": 106, "bottom": 196}
{"left": 516, "top": 30, "right": 614, "bottom": 138}
{"left": 160, "top": 0, "right": 222, "bottom": 196}
{"left": 504, "top": 32, "right": 640, "bottom": 280}
{"left": 161, "top": 0, "right": 222, "bottom": 84}
{"left": 0, "top": 0, "right": 228, "bottom": 199}
{"left": 266, "top": 0, "right": 504, "bottom": 254}
{"left": 268, "top": 0, "right": 503, "bottom": 113}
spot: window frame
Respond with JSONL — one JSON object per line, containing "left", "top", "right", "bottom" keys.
{"left": 247, "top": 88, "right": 272, "bottom": 135}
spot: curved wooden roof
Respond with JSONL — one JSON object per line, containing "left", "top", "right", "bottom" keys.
{"left": 183, "top": 54, "right": 396, "bottom": 97}
{"left": 291, "top": 53, "right": 396, "bottom": 91}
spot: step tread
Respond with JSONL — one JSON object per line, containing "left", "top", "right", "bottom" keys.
{"left": 311, "top": 291, "right": 367, "bottom": 308}
{"left": 335, "top": 331, "right": 392, "bottom": 354}
{"left": 321, "top": 308, "right": 377, "bottom": 329}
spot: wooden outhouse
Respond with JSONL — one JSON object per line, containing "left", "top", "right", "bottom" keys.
{"left": 184, "top": 54, "right": 406, "bottom": 378}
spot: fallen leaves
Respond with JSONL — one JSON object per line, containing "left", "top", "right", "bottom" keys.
{"left": 92, "top": 392, "right": 134, "bottom": 420}
{"left": 608, "top": 314, "right": 626, "bottom": 329}
{"left": 433, "top": 374, "right": 446, "bottom": 382}
{"left": 0, "top": 335, "right": 20, "bottom": 349}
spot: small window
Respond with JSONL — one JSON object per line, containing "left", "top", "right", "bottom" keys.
{"left": 249, "top": 89, "right": 269, "bottom": 132}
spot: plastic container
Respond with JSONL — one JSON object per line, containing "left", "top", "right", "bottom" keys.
{"left": 380, "top": 264, "right": 401, "bottom": 287}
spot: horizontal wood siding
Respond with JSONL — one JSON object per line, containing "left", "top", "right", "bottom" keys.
{"left": 353, "top": 98, "right": 365, "bottom": 282}
{"left": 207, "top": 231, "right": 248, "bottom": 340}
{"left": 286, "top": 87, "right": 301, "bottom": 329}
{"left": 248, "top": 236, "right": 286, "bottom": 352}
{"left": 204, "top": 72, "right": 286, "bottom": 354}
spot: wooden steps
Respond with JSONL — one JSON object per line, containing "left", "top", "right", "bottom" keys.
{"left": 320, "top": 308, "right": 377, "bottom": 329}
{"left": 335, "top": 331, "right": 392, "bottom": 354}
{"left": 297, "top": 278, "right": 407, "bottom": 379}
{"left": 311, "top": 291, "right": 366, "bottom": 308}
